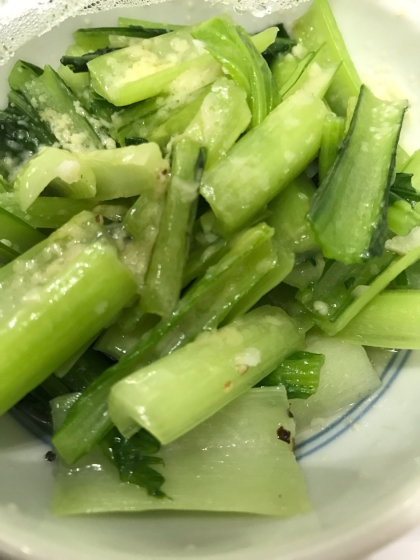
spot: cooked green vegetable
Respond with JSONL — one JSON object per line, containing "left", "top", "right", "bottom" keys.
{"left": 282, "top": 44, "right": 341, "bottom": 100}
{"left": 308, "top": 86, "right": 407, "bottom": 264}
{"left": 318, "top": 114, "right": 345, "bottom": 183}
{"left": 292, "top": 0, "right": 361, "bottom": 115}
{"left": 183, "top": 78, "right": 251, "bottom": 168}
{"left": 141, "top": 138, "right": 203, "bottom": 316}
{"left": 109, "top": 306, "right": 303, "bottom": 443}
{"left": 200, "top": 89, "right": 327, "bottom": 232}
{"left": 0, "top": 211, "right": 136, "bottom": 415}
{"left": 19, "top": 65, "right": 104, "bottom": 151}
{"left": 73, "top": 26, "right": 171, "bottom": 51}
{"left": 257, "top": 351, "right": 324, "bottom": 399}
{"left": 0, "top": 206, "right": 45, "bottom": 253}
{"left": 88, "top": 25, "right": 276, "bottom": 107}
{"left": 336, "top": 291, "right": 420, "bottom": 348}
{"left": 290, "top": 335, "right": 380, "bottom": 429}
{"left": 1, "top": 2, "right": 420, "bottom": 520}
{"left": 52, "top": 388, "right": 311, "bottom": 517}
{"left": 299, "top": 245, "right": 420, "bottom": 335}
{"left": 53, "top": 223, "right": 277, "bottom": 463}
{"left": 192, "top": 15, "right": 275, "bottom": 127}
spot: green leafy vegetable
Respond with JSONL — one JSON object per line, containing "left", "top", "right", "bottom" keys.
{"left": 192, "top": 15, "right": 276, "bottom": 127}
{"left": 257, "top": 351, "right": 324, "bottom": 399}
{"left": 61, "top": 48, "right": 120, "bottom": 73}
{"left": 102, "top": 428, "right": 166, "bottom": 498}
{"left": 389, "top": 173, "right": 420, "bottom": 207}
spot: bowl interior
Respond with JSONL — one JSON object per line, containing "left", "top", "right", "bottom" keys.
{"left": 1, "top": 1, "right": 420, "bottom": 559}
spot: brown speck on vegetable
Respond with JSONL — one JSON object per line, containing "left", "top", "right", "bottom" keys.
{"left": 45, "top": 450, "right": 56, "bottom": 462}
{"left": 223, "top": 381, "right": 233, "bottom": 391}
{"left": 95, "top": 215, "right": 102, "bottom": 223}
{"left": 288, "top": 410, "right": 294, "bottom": 418}
{"left": 277, "top": 426, "right": 291, "bottom": 444}
{"left": 237, "top": 364, "right": 248, "bottom": 375}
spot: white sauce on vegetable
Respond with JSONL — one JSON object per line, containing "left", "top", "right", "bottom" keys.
{"left": 313, "top": 301, "right": 329, "bottom": 316}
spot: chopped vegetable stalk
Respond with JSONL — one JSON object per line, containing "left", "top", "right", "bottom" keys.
{"left": 74, "top": 26, "right": 172, "bottom": 51}
{"left": 183, "top": 78, "right": 251, "bottom": 168}
{"left": 0, "top": 206, "right": 45, "bottom": 254}
{"left": 88, "top": 30, "right": 215, "bottom": 106}
{"left": 308, "top": 86, "right": 407, "bottom": 264}
{"left": 182, "top": 237, "right": 229, "bottom": 286}
{"left": 221, "top": 248, "right": 295, "bottom": 323}
{"left": 147, "top": 93, "right": 209, "bottom": 149}
{"left": 115, "top": 87, "right": 210, "bottom": 147}
{"left": 0, "top": 211, "right": 137, "bottom": 415}
{"left": 267, "top": 174, "right": 318, "bottom": 255}
{"left": 8, "top": 60, "right": 43, "bottom": 91}
{"left": 141, "top": 138, "right": 203, "bottom": 316}
{"left": 0, "top": 193, "right": 111, "bottom": 229}
{"left": 95, "top": 313, "right": 160, "bottom": 360}
{"left": 304, "top": 245, "right": 420, "bottom": 335}
{"left": 109, "top": 306, "right": 303, "bottom": 443}
{"left": 51, "top": 388, "right": 311, "bottom": 517}
{"left": 257, "top": 351, "right": 324, "bottom": 400}
{"left": 275, "top": 52, "right": 315, "bottom": 95}
{"left": 292, "top": 0, "right": 361, "bottom": 116}
{"left": 318, "top": 114, "right": 345, "bottom": 183}
{"left": 270, "top": 51, "right": 296, "bottom": 88}
{"left": 15, "top": 143, "right": 167, "bottom": 210}
{"left": 192, "top": 15, "right": 275, "bottom": 127}
{"left": 290, "top": 335, "right": 380, "bottom": 430}
{"left": 77, "top": 143, "right": 169, "bottom": 200}
{"left": 88, "top": 26, "right": 275, "bottom": 107}
{"left": 20, "top": 65, "right": 103, "bottom": 151}
{"left": 119, "top": 179, "right": 168, "bottom": 289}
{"left": 14, "top": 147, "right": 97, "bottom": 211}
{"left": 282, "top": 45, "right": 341, "bottom": 100}
{"left": 53, "top": 223, "right": 277, "bottom": 463}
{"left": 335, "top": 291, "right": 420, "bottom": 348}
{"left": 200, "top": 89, "right": 327, "bottom": 233}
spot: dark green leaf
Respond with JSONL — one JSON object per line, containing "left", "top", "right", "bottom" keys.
{"left": 125, "top": 137, "right": 149, "bottom": 146}
{"left": 102, "top": 428, "right": 167, "bottom": 498}
{"left": 389, "top": 173, "right": 420, "bottom": 207}
{"left": 61, "top": 47, "right": 120, "bottom": 73}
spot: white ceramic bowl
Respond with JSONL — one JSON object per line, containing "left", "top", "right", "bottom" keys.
{"left": 2, "top": 1, "right": 420, "bottom": 559}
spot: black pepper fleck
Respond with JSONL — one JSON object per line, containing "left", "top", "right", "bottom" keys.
{"left": 288, "top": 410, "right": 294, "bottom": 418}
{"left": 45, "top": 450, "right": 56, "bottom": 462}
{"left": 277, "top": 426, "right": 291, "bottom": 444}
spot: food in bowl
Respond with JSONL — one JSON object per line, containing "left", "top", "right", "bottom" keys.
{"left": 0, "top": 0, "right": 417, "bottom": 519}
